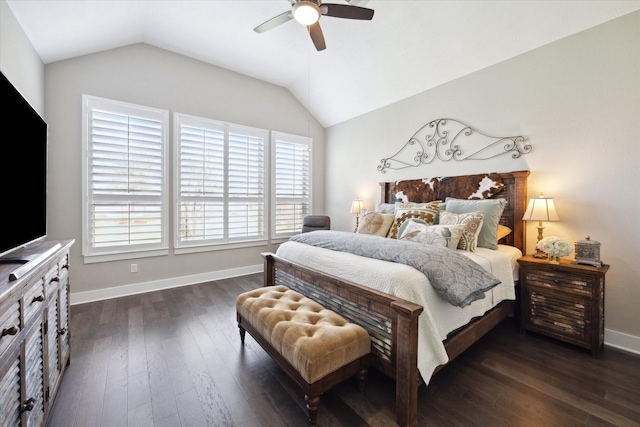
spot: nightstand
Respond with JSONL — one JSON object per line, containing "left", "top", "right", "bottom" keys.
{"left": 517, "top": 255, "right": 609, "bottom": 357}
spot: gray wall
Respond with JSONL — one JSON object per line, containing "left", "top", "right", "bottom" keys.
{"left": 325, "top": 12, "right": 640, "bottom": 349}
{"left": 2, "top": 0, "right": 325, "bottom": 301}
{"left": 3, "top": 0, "right": 638, "bottom": 352}
{"left": 43, "top": 43, "right": 325, "bottom": 299}
{"left": 0, "top": 0, "right": 44, "bottom": 113}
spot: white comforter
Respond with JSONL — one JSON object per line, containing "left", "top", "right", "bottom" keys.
{"left": 276, "top": 241, "right": 522, "bottom": 384}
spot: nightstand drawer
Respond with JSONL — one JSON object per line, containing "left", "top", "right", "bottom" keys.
{"left": 526, "top": 288, "right": 591, "bottom": 343}
{"left": 518, "top": 255, "right": 608, "bottom": 357}
{"left": 524, "top": 269, "right": 593, "bottom": 297}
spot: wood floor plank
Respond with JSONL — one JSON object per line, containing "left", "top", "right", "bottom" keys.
{"left": 46, "top": 275, "right": 640, "bottom": 427}
{"left": 72, "top": 336, "right": 111, "bottom": 427}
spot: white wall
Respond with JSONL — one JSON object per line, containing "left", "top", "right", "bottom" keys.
{"left": 325, "top": 12, "right": 640, "bottom": 349}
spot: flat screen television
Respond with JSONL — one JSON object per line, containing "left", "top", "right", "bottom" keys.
{"left": 0, "top": 70, "right": 48, "bottom": 258}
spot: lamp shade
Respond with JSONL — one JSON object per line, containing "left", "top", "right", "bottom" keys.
{"left": 522, "top": 194, "right": 560, "bottom": 222}
{"left": 350, "top": 199, "right": 364, "bottom": 214}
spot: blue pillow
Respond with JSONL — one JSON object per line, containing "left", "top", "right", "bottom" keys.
{"left": 444, "top": 198, "right": 506, "bottom": 250}
{"left": 375, "top": 202, "right": 396, "bottom": 214}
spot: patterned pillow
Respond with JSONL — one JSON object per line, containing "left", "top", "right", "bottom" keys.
{"left": 439, "top": 210, "right": 484, "bottom": 252}
{"left": 357, "top": 211, "right": 395, "bottom": 237}
{"left": 399, "top": 220, "right": 465, "bottom": 250}
{"left": 388, "top": 201, "right": 441, "bottom": 239}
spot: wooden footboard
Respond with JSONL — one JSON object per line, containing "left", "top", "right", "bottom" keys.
{"left": 263, "top": 252, "right": 423, "bottom": 427}
{"left": 262, "top": 171, "right": 527, "bottom": 425}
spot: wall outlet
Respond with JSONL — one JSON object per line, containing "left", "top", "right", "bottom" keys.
{"left": 130, "top": 263, "right": 138, "bottom": 273}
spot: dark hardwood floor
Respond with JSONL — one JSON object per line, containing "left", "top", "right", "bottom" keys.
{"left": 46, "top": 274, "right": 640, "bottom": 427}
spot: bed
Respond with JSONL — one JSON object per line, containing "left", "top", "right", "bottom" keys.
{"left": 262, "top": 170, "right": 529, "bottom": 427}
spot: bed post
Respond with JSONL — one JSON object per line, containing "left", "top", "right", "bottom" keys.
{"left": 509, "top": 170, "right": 529, "bottom": 254}
{"left": 263, "top": 253, "right": 276, "bottom": 287}
{"left": 392, "top": 301, "right": 422, "bottom": 427}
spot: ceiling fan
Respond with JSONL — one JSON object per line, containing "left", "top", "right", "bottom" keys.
{"left": 254, "top": 0, "right": 375, "bottom": 51}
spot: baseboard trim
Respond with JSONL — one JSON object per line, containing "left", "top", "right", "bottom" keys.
{"left": 70, "top": 264, "right": 262, "bottom": 305}
{"left": 605, "top": 328, "right": 640, "bottom": 356}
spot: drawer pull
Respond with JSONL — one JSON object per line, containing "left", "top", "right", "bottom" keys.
{"left": 32, "top": 295, "right": 45, "bottom": 304}
{"left": 58, "top": 327, "right": 67, "bottom": 336}
{"left": 21, "top": 397, "right": 35, "bottom": 412}
{"left": 50, "top": 276, "right": 60, "bottom": 283}
{"left": 1, "top": 326, "right": 19, "bottom": 338}
{"left": 62, "top": 264, "right": 70, "bottom": 270}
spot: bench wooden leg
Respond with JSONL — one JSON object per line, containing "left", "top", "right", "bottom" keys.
{"left": 357, "top": 368, "right": 368, "bottom": 391}
{"left": 305, "top": 394, "right": 321, "bottom": 426}
{"left": 238, "top": 324, "right": 246, "bottom": 344}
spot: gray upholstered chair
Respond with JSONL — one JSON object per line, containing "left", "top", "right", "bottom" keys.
{"left": 301, "top": 215, "right": 331, "bottom": 233}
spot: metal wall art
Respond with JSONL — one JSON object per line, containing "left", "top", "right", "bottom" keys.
{"left": 377, "top": 118, "right": 532, "bottom": 173}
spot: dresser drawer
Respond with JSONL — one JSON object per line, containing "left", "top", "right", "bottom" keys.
{"left": 524, "top": 268, "right": 594, "bottom": 297}
{"left": 58, "top": 253, "right": 70, "bottom": 280}
{"left": 0, "top": 301, "right": 21, "bottom": 357}
{"left": 23, "top": 277, "right": 46, "bottom": 325}
{"left": 44, "top": 263, "right": 61, "bottom": 298}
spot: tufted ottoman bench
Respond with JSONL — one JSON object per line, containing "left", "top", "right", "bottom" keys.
{"left": 236, "top": 285, "right": 371, "bottom": 426}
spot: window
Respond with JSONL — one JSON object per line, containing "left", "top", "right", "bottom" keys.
{"left": 174, "top": 114, "right": 268, "bottom": 251}
{"left": 82, "top": 95, "right": 169, "bottom": 261}
{"left": 271, "top": 131, "right": 311, "bottom": 239}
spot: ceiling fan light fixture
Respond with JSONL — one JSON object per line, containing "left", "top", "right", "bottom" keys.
{"left": 292, "top": 1, "right": 321, "bottom": 26}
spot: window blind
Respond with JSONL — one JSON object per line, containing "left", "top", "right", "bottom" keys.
{"left": 175, "top": 114, "right": 267, "bottom": 248}
{"left": 83, "top": 96, "right": 168, "bottom": 258}
{"left": 273, "top": 133, "right": 311, "bottom": 237}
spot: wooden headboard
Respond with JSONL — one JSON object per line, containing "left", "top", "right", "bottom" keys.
{"left": 380, "top": 170, "right": 529, "bottom": 253}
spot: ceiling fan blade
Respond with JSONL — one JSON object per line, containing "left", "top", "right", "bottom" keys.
{"left": 308, "top": 22, "right": 326, "bottom": 51}
{"left": 254, "top": 11, "right": 293, "bottom": 33}
{"left": 320, "top": 3, "right": 374, "bottom": 20}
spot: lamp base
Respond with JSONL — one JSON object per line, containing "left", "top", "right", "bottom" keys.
{"left": 533, "top": 248, "right": 548, "bottom": 259}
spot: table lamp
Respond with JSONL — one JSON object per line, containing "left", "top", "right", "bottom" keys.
{"left": 522, "top": 193, "right": 560, "bottom": 258}
{"left": 350, "top": 199, "right": 364, "bottom": 232}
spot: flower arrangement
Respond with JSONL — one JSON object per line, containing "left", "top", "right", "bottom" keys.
{"left": 537, "top": 236, "right": 573, "bottom": 263}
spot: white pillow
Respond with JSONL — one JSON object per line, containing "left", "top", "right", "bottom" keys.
{"left": 399, "top": 220, "right": 465, "bottom": 250}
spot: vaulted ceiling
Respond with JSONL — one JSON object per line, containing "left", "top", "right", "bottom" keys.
{"left": 7, "top": 0, "right": 640, "bottom": 127}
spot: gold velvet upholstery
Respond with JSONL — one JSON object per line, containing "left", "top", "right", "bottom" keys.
{"left": 236, "top": 285, "right": 371, "bottom": 383}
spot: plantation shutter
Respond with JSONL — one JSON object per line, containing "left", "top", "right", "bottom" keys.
{"left": 175, "top": 114, "right": 267, "bottom": 248}
{"left": 83, "top": 96, "right": 168, "bottom": 258}
{"left": 178, "top": 123, "right": 225, "bottom": 242}
{"left": 228, "top": 128, "right": 266, "bottom": 239}
{"left": 273, "top": 132, "right": 311, "bottom": 237}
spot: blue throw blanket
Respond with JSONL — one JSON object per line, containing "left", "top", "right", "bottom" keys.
{"left": 290, "top": 230, "right": 501, "bottom": 307}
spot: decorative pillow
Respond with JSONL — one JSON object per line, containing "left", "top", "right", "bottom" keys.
{"left": 439, "top": 210, "right": 484, "bottom": 252}
{"left": 399, "top": 229, "right": 448, "bottom": 247}
{"left": 497, "top": 225, "right": 512, "bottom": 240}
{"left": 444, "top": 198, "right": 507, "bottom": 250}
{"left": 375, "top": 202, "right": 396, "bottom": 214}
{"left": 356, "top": 211, "right": 395, "bottom": 237}
{"left": 387, "top": 201, "right": 441, "bottom": 239}
{"left": 399, "top": 220, "right": 465, "bottom": 250}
